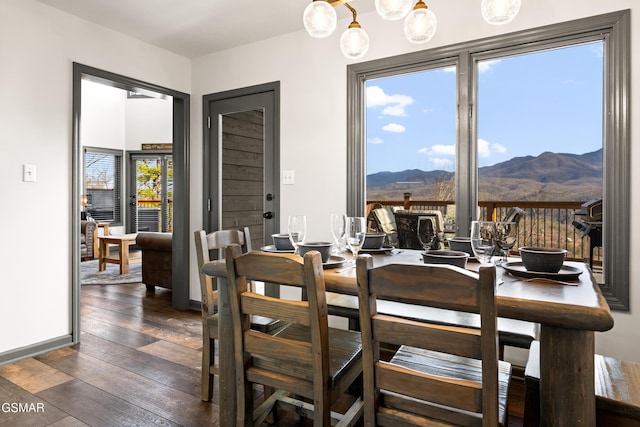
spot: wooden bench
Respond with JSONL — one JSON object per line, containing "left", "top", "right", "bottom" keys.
{"left": 326, "top": 292, "right": 539, "bottom": 359}
{"left": 524, "top": 340, "right": 640, "bottom": 426}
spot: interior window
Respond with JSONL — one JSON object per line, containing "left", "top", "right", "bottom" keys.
{"left": 83, "top": 147, "right": 123, "bottom": 225}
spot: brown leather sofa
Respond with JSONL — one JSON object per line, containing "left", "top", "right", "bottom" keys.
{"left": 136, "top": 232, "right": 172, "bottom": 291}
{"left": 81, "top": 220, "right": 98, "bottom": 260}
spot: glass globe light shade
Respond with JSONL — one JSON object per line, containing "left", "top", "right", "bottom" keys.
{"left": 481, "top": 0, "right": 521, "bottom": 25}
{"left": 404, "top": 7, "right": 437, "bottom": 44}
{"left": 375, "top": 0, "right": 413, "bottom": 20}
{"left": 340, "top": 27, "right": 370, "bottom": 60}
{"left": 303, "top": 1, "right": 337, "bottom": 38}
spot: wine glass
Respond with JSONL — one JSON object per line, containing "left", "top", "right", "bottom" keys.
{"left": 345, "top": 217, "right": 366, "bottom": 263}
{"left": 495, "top": 221, "right": 518, "bottom": 265}
{"left": 470, "top": 221, "right": 497, "bottom": 265}
{"left": 417, "top": 216, "right": 435, "bottom": 252}
{"left": 330, "top": 213, "right": 346, "bottom": 253}
{"left": 287, "top": 215, "right": 307, "bottom": 255}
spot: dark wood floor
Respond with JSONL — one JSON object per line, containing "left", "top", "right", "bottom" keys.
{"left": 0, "top": 282, "right": 526, "bottom": 426}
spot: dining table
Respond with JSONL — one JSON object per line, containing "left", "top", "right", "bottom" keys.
{"left": 202, "top": 249, "right": 614, "bottom": 426}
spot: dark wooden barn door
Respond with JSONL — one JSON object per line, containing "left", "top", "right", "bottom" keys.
{"left": 204, "top": 83, "right": 280, "bottom": 249}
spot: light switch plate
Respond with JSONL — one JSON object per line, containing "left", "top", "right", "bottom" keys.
{"left": 23, "top": 164, "right": 36, "bottom": 182}
{"left": 282, "top": 170, "right": 295, "bottom": 185}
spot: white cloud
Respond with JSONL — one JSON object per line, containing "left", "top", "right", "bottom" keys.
{"left": 478, "top": 138, "right": 491, "bottom": 157}
{"left": 431, "top": 158, "right": 454, "bottom": 170}
{"left": 366, "top": 85, "right": 413, "bottom": 116}
{"left": 478, "top": 138, "right": 507, "bottom": 157}
{"left": 382, "top": 123, "right": 406, "bottom": 133}
{"left": 382, "top": 105, "right": 407, "bottom": 116}
{"left": 417, "top": 144, "right": 455, "bottom": 156}
{"left": 368, "top": 137, "right": 384, "bottom": 144}
{"left": 431, "top": 144, "right": 456, "bottom": 156}
{"left": 442, "top": 66, "right": 456, "bottom": 73}
{"left": 478, "top": 59, "right": 501, "bottom": 73}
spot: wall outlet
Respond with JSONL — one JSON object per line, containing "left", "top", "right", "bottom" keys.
{"left": 23, "top": 164, "right": 36, "bottom": 182}
{"left": 283, "top": 170, "right": 295, "bottom": 185}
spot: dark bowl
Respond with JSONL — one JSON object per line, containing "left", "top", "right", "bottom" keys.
{"left": 447, "top": 237, "right": 474, "bottom": 257}
{"left": 298, "top": 242, "right": 332, "bottom": 263}
{"left": 362, "top": 233, "right": 386, "bottom": 249}
{"left": 272, "top": 233, "right": 294, "bottom": 251}
{"left": 422, "top": 250, "right": 469, "bottom": 269}
{"left": 519, "top": 247, "right": 567, "bottom": 273}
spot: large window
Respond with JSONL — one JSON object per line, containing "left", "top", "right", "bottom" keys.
{"left": 348, "top": 11, "right": 630, "bottom": 310}
{"left": 83, "top": 147, "right": 123, "bottom": 224}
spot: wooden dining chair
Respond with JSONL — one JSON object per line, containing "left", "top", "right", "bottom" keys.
{"left": 194, "top": 228, "right": 281, "bottom": 402}
{"left": 225, "top": 245, "right": 364, "bottom": 426}
{"left": 355, "top": 255, "right": 512, "bottom": 426}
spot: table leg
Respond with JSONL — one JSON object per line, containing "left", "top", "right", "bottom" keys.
{"left": 539, "top": 326, "right": 595, "bottom": 426}
{"left": 120, "top": 241, "right": 130, "bottom": 275}
{"left": 99, "top": 240, "right": 107, "bottom": 271}
{"left": 217, "top": 276, "right": 236, "bottom": 425}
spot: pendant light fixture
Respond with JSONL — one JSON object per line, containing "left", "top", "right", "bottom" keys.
{"left": 303, "top": 0, "right": 337, "bottom": 38}
{"left": 404, "top": 1, "right": 437, "bottom": 44}
{"left": 303, "top": 0, "right": 520, "bottom": 59}
{"left": 340, "top": 3, "right": 370, "bottom": 59}
{"left": 375, "top": 0, "right": 413, "bottom": 21}
{"left": 481, "top": 0, "right": 521, "bottom": 25}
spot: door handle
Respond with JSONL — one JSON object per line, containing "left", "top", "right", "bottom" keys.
{"left": 263, "top": 211, "right": 274, "bottom": 219}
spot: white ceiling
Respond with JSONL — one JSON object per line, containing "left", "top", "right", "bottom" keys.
{"left": 36, "top": 0, "right": 377, "bottom": 58}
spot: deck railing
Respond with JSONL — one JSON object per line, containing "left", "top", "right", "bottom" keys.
{"left": 367, "top": 195, "right": 600, "bottom": 265}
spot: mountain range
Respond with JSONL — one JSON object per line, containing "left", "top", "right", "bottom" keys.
{"left": 367, "top": 149, "right": 603, "bottom": 201}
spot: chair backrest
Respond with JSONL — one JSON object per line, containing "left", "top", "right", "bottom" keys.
{"left": 502, "top": 207, "right": 524, "bottom": 225}
{"left": 372, "top": 207, "right": 399, "bottom": 246}
{"left": 225, "top": 245, "right": 330, "bottom": 425}
{"left": 194, "top": 228, "right": 251, "bottom": 317}
{"left": 393, "top": 210, "right": 444, "bottom": 249}
{"left": 355, "top": 255, "right": 500, "bottom": 426}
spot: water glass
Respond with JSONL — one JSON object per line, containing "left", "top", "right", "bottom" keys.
{"left": 417, "top": 216, "right": 435, "bottom": 251}
{"left": 345, "top": 217, "right": 366, "bottom": 263}
{"left": 287, "top": 215, "right": 307, "bottom": 255}
{"left": 470, "top": 221, "right": 497, "bottom": 265}
{"left": 330, "top": 213, "right": 346, "bottom": 253}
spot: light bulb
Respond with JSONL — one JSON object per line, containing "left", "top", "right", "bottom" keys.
{"left": 303, "top": 1, "right": 337, "bottom": 38}
{"left": 404, "top": 6, "right": 437, "bottom": 44}
{"left": 340, "top": 27, "right": 370, "bottom": 60}
{"left": 375, "top": 0, "right": 413, "bottom": 20}
{"left": 481, "top": 0, "right": 521, "bottom": 25}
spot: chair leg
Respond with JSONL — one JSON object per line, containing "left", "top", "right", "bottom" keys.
{"left": 201, "top": 333, "right": 215, "bottom": 401}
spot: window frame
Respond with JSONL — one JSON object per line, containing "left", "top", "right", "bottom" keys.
{"left": 83, "top": 146, "right": 124, "bottom": 225}
{"left": 347, "top": 10, "right": 630, "bottom": 310}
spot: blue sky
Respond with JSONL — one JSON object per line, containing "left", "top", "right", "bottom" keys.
{"left": 366, "top": 41, "right": 604, "bottom": 174}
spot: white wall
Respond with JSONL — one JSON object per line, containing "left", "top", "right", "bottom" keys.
{"left": 125, "top": 97, "right": 173, "bottom": 149}
{"left": 0, "top": 0, "right": 189, "bottom": 355}
{"left": 191, "top": 0, "right": 640, "bottom": 362}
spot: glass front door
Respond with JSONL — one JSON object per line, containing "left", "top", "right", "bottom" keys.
{"left": 128, "top": 152, "right": 173, "bottom": 233}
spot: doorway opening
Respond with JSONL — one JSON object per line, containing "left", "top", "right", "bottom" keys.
{"left": 72, "top": 63, "right": 191, "bottom": 343}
